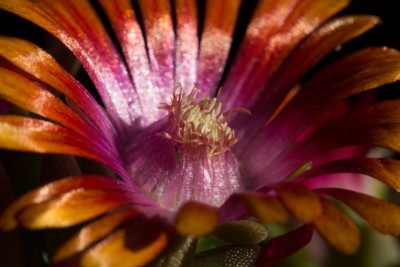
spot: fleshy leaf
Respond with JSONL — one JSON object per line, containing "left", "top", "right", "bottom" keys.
{"left": 213, "top": 219, "right": 268, "bottom": 245}
{"left": 273, "top": 183, "right": 322, "bottom": 222}
{"left": 175, "top": 202, "right": 219, "bottom": 237}
{"left": 193, "top": 245, "right": 259, "bottom": 267}
{"left": 313, "top": 200, "right": 360, "bottom": 254}
{"left": 255, "top": 224, "right": 313, "bottom": 267}
{"left": 148, "top": 237, "right": 196, "bottom": 267}
{"left": 319, "top": 188, "right": 400, "bottom": 235}
{"left": 240, "top": 192, "right": 289, "bottom": 224}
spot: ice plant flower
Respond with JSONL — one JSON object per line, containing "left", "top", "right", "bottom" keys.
{"left": 1, "top": 0, "right": 400, "bottom": 266}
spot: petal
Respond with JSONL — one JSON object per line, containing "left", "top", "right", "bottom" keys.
{"left": 174, "top": 201, "right": 219, "bottom": 237}
{"left": 254, "top": 96, "right": 400, "bottom": 189}
{"left": 18, "top": 189, "right": 134, "bottom": 229}
{"left": 265, "top": 47, "right": 400, "bottom": 158}
{"left": 221, "top": 0, "right": 349, "bottom": 109}
{"left": 255, "top": 224, "right": 313, "bottom": 267}
{"left": 78, "top": 218, "right": 168, "bottom": 267}
{"left": 240, "top": 192, "right": 289, "bottom": 224}
{"left": 0, "top": 116, "right": 126, "bottom": 176}
{"left": 174, "top": 0, "right": 198, "bottom": 90}
{"left": 313, "top": 200, "right": 360, "bottom": 254}
{"left": 53, "top": 208, "right": 138, "bottom": 262}
{"left": 252, "top": 15, "right": 380, "bottom": 125}
{"left": 296, "top": 158, "right": 400, "bottom": 191}
{"left": 0, "top": 175, "right": 129, "bottom": 230}
{"left": 197, "top": 0, "right": 241, "bottom": 95}
{"left": 273, "top": 183, "right": 322, "bottom": 222}
{"left": 98, "top": 0, "right": 165, "bottom": 123}
{"left": 138, "top": 0, "right": 175, "bottom": 91}
{"left": 0, "top": 0, "right": 141, "bottom": 129}
{"left": 275, "top": 99, "right": 400, "bottom": 180}
{"left": 0, "top": 37, "right": 116, "bottom": 142}
{"left": 319, "top": 188, "right": 400, "bottom": 235}
{"left": 0, "top": 67, "right": 104, "bottom": 143}
{"left": 238, "top": 48, "right": 400, "bottom": 186}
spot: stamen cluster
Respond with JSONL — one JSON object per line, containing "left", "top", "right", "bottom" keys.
{"left": 159, "top": 84, "right": 237, "bottom": 156}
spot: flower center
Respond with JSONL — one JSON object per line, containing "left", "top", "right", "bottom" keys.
{"left": 124, "top": 84, "right": 245, "bottom": 211}
{"left": 159, "top": 84, "right": 237, "bottom": 157}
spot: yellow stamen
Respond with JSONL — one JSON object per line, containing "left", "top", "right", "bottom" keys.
{"left": 159, "top": 84, "right": 239, "bottom": 157}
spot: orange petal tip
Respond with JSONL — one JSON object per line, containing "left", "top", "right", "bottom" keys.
{"left": 175, "top": 201, "right": 219, "bottom": 237}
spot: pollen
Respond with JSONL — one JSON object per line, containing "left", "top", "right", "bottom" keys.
{"left": 159, "top": 84, "right": 239, "bottom": 157}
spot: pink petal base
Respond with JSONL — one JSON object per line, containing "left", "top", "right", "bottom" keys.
{"left": 123, "top": 119, "right": 242, "bottom": 211}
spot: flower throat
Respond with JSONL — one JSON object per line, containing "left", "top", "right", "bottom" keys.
{"left": 125, "top": 84, "right": 244, "bottom": 210}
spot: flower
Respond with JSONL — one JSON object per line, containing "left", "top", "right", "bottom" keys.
{"left": 1, "top": 0, "right": 400, "bottom": 266}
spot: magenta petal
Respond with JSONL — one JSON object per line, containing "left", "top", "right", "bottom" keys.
{"left": 196, "top": 0, "right": 241, "bottom": 96}
{"left": 175, "top": 0, "right": 199, "bottom": 91}
{"left": 263, "top": 48, "right": 400, "bottom": 160}
{"left": 265, "top": 100, "right": 400, "bottom": 186}
{"left": 0, "top": 0, "right": 144, "bottom": 132}
{"left": 249, "top": 16, "right": 380, "bottom": 123}
{"left": 220, "top": 0, "right": 349, "bottom": 110}
{"left": 99, "top": 0, "right": 169, "bottom": 124}
{"left": 255, "top": 224, "right": 314, "bottom": 267}
{"left": 138, "top": 0, "right": 175, "bottom": 92}
{"left": 238, "top": 48, "right": 400, "bottom": 188}
{"left": 230, "top": 16, "right": 380, "bottom": 149}
{"left": 220, "top": 0, "right": 303, "bottom": 109}
{"left": 0, "top": 37, "right": 117, "bottom": 143}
